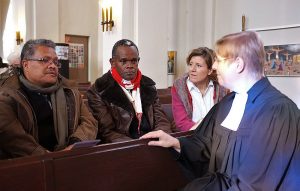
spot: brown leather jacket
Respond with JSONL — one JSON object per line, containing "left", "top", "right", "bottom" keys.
{"left": 87, "top": 71, "right": 172, "bottom": 143}
{"left": 0, "top": 75, "right": 98, "bottom": 159}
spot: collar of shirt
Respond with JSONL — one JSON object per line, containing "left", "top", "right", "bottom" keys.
{"left": 186, "top": 78, "right": 214, "bottom": 95}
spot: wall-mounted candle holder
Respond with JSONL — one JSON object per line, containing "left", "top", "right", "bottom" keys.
{"left": 101, "top": 6, "right": 114, "bottom": 32}
{"left": 16, "top": 31, "right": 23, "bottom": 45}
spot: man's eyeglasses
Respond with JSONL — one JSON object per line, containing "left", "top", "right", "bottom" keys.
{"left": 116, "top": 57, "right": 140, "bottom": 65}
{"left": 25, "top": 57, "right": 61, "bottom": 68}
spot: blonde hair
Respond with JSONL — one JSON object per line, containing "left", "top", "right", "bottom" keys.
{"left": 215, "top": 31, "right": 265, "bottom": 77}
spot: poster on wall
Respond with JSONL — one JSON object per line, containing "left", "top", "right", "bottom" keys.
{"left": 55, "top": 44, "right": 69, "bottom": 60}
{"left": 69, "top": 43, "right": 84, "bottom": 69}
{"left": 264, "top": 44, "right": 300, "bottom": 76}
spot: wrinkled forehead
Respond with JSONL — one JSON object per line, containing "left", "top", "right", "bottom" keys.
{"left": 115, "top": 46, "right": 139, "bottom": 58}
{"left": 33, "top": 46, "right": 57, "bottom": 57}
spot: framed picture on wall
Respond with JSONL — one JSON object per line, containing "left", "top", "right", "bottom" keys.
{"left": 167, "top": 51, "right": 176, "bottom": 75}
{"left": 264, "top": 44, "right": 300, "bottom": 76}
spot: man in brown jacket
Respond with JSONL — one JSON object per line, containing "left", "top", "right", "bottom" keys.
{"left": 0, "top": 39, "right": 98, "bottom": 159}
{"left": 87, "top": 39, "right": 173, "bottom": 143}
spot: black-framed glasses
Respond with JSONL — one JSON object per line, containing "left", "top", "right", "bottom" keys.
{"left": 116, "top": 57, "right": 140, "bottom": 65}
{"left": 25, "top": 57, "right": 61, "bottom": 68}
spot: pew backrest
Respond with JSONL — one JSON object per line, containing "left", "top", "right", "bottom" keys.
{"left": 0, "top": 133, "right": 192, "bottom": 191}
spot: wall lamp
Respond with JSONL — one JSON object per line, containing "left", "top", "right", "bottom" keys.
{"left": 242, "top": 14, "right": 246, "bottom": 31}
{"left": 16, "top": 31, "right": 23, "bottom": 45}
{"left": 101, "top": 6, "right": 114, "bottom": 32}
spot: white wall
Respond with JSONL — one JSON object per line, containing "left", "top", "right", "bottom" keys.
{"left": 268, "top": 77, "right": 300, "bottom": 108}
{"left": 59, "top": 0, "right": 99, "bottom": 82}
{"left": 126, "top": 0, "right": 213, "bottom": 88}
{"left": 27, "top": 0, "right": 100, "bottom": 82}
{"left": 136, "top": 0, "right": 169, "bottom": 88}
{"left": 214, "top": 0, "right": 300, "bottom": 40}
{"left": 214, "top": 0, "right": 300, "bottom": 107}
{"left": 176, "top": 0, "right": 215, "bottom": 80}
{"left": 35, "top": 0, "right": 59, "bottom": 41}
{"left": 101, "top": 0, "right": 123, "bottom": 74}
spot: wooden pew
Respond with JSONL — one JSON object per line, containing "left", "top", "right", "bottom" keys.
{"left": 157, "top": 88, "right": 173, "bottom": 124}
{"left": 157, "top": 87, "right": 171, "bottom": 96}
{"left": 161, "top": 103, "right": 174, "bottom": 122}
{"left": 0, "top": 158, "right": 47, "bottom": 190}
{"left": 77, "top": 82, "right": 91, "bottom": 99}
{"left": 0, "top": 132, "right": 192, "bottom": 191}
{"left": 157, "top": 87, "right": 172, "bottom": 104}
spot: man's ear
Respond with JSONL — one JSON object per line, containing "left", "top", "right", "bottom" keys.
{"left": 235, "top": 57, "right": 245, "bottom": 73}
{"left": 109, "top": 58, "right": 115, "bottom": 67}
{"left": 22, "top": 60, "right": 28, "bottom": 70}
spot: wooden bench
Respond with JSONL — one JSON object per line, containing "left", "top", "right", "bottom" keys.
{"left": 0, "top": 132, "right": 192, "bottom": 191}
{"left": 157, "top": 88, "right": 172, "bottom": 104}
{"left": 77, "top": 82, "right": 91, "bottom": 99}
{"left": 161, "top": 103, "right": 174, "bottom": 122}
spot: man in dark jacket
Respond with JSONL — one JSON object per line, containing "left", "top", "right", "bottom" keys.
{"left": 87, "top": 39, "right": 173, "bottom": 143}
{"left": 0, "top": 39, "right": 98, "bottom": 159}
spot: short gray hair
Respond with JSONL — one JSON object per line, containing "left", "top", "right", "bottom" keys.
{"left": 20, "top": 39, "right": 56, "bottom": 62}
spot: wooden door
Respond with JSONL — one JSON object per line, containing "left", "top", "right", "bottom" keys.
{"left": 65, "top": 34, "right": 89, "bottom": 83}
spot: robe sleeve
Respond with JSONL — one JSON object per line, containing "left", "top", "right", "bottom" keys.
{"left": 228, "top": 101, "right": 300, "bottom": 191}
{"left": 178, "top": 104, "right": 218, "bottom": 177}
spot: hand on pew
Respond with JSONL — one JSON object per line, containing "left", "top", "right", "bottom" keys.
{"left": 140, "top": 130, "right": 181, "bottom": 153}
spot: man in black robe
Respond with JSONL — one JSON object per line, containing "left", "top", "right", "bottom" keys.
{"left": 141, "top": 31, "right": 300, "bottom": 190}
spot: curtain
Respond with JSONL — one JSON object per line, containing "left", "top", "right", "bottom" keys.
{"left": 0, "top": 0, "right": 10, "bottom": 58}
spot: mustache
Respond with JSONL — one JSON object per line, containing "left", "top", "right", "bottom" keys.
{"left": 45, "top": 70, "right": 58, "bottom": 75}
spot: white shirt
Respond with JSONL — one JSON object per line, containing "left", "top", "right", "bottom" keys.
{"left": 186, "top": 78, "right": 214, "bottom": 123}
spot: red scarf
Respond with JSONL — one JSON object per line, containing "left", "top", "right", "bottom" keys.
{"left": 111, "top": 67, "right": 142, "bottom": 90}
{"left": 111, "top": 67, "right": 143, "bottom": 134}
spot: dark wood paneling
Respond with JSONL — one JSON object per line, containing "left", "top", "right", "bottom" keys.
{"left": 0, "top": 160, "right": 46, "bottom": 191}
{"left": 0, "top": 132, "right": 193, "bottom": 191}
{"left": 54, "top": 145, "right": 186, "bottom": 191}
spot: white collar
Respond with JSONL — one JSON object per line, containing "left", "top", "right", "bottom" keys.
{"left": 186, "top": 78, "right": 214, "bottom": 92}
{"left": 221, "top": 92, "right": 248, "bottom": 131}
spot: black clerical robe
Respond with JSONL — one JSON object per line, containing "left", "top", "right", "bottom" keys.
{"left": 179, "top": 77, "right": 300, "bottom": 190}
